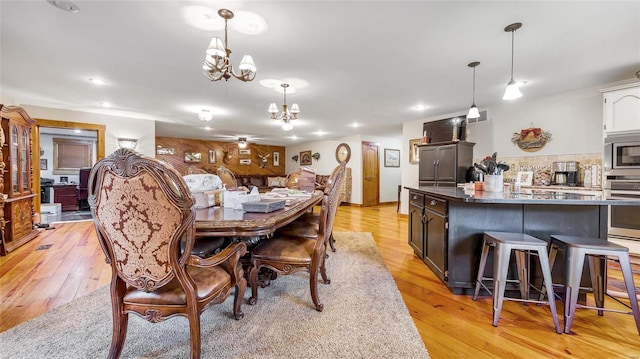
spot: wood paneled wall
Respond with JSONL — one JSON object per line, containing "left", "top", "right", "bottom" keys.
{"left": 155, "top": 136, "right": 286, "bottom": 176}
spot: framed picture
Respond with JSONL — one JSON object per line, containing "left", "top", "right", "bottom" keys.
{"left": 384, "top": 149, "right": 400, "bottom": 167}
{"left": 273, "top": 151, "right": 280, "bottom": 166}
{"left": 239, "top": 149, "right": 251, "bottom": 156}
{"left": 184, "top": 152, "right": 202, "bottom": 163}
{"left": 516, "top": 171, "right": 534, "bottom": 186}
{"left": 300, "top": 150, "right": 312, "bottom": 166}
{"left": 409, "top": 139, "right": 421, "bottom": 164}
{"left": 239, "top": 159, "right": 252, "bottom": 165}
{"left": 40, "top": 159, "right": 48, "bottom": 170}
{"left": 208, "top": 150, "right": 216, "bottom": 164}
{"left": 156, "top": 146, "right": 175, "bottom": 155}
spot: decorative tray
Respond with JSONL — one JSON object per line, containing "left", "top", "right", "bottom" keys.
{"left": 242, "top": 199, "right": 287, "bottom": 213}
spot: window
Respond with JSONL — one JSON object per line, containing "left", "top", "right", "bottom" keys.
{"left": 53, "top": 138, "right": 94, "bottom": 174}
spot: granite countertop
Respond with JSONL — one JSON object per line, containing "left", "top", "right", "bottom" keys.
{"left": 407, "top": 186, "right": 639, "bottom": 205}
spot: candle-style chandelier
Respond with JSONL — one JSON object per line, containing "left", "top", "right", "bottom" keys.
{"left": 202, "top": 9, "right": 256, "bottom": 82}
{"left": 268, "top": 83, "right": 300, "bottom": 132}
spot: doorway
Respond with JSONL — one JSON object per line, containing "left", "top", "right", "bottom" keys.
{"left": 32, "top": 118, "right": 106, "bottom": 217}
{"left": 362, "top": 141, "right": 379, "bottom": 207}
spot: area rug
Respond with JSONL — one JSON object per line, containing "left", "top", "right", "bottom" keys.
{"left": 0, "top": 232, "right": 429, "bottom": 358}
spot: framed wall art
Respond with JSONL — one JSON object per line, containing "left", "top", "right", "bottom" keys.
{"left": 40, "top": 159, "right": 48, "bottom": 170}
{"left": 300, "top": 150, "right": 312, "bottom": 166}
{"left": 516, "top": 171, "right": 534, "bottom": 186}
{"left": 384, "top": 149, "right": 400, "bottom": 167}
{"left": 184, "top": 152, "right": 202, "bottom": 163}
{"left": 156, "top": 146, "right": 175, "bottom": 155}
{"left": 409, "top": 139, "right": 421, "bottom": 164}
{"left": 239, "top": 149, "right": 251, "bottom": 156}
{"left": 273, "top": 151, "right": 280, "bottom": 166}
{"left": 239, "top": 159, "right": 252, "bottom": 165}
{"left": 208, "top": 150, "right": 216, "bottom": 164}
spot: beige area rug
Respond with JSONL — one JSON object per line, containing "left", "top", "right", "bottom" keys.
{"left": 0, "top": 232, "right": 429, "bottom": 359}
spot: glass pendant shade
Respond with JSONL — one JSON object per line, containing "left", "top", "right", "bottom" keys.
{"left": 503, "top": 79, "right": 523, "bottom": 100}
{"left": 238, "top": 137, "right": 248, "bottom": 148}
{"left": 206, "top": 37, "right": 226, "bottom": 58}
{"left": 198, "top": 109, "right": 213, "bottom": 122}
{"left": 238, "top": 55, "right": 256, "bottom": 73}
{"left": 290, "top": 103, "right": 300, "bottom": 114}
{"left": 467, "top": 104, "right": 480, "bottom": 119}
{"left": 268, "top": 103, "right": 278, "bottom": 114}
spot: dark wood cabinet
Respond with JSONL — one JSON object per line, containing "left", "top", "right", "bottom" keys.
{"left": 0, "top": 105, "right": 39, "bottom": 255}
{"left": 418, "top": 141, "right": 474, "bottom": 186}
{"left": 408, "top": 191, "right": 424, "bottom": 258}
{"left": 53, "top": 185, "right": 78, "bottom": 212}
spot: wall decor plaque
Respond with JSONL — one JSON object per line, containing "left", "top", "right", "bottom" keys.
{"left": 511, "top": 124, "right": 552, "bottom": 152}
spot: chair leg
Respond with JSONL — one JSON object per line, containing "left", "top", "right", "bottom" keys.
{"left": 188, "top": 311, "right": 201, "bottom": 359}
{"left": 329, "top": 233, "right": 336, "bottom": 252}
{"left": 473, "top": 239, "right": 491, "bottom": 300}
{"left": 319, "top": 250, "right": 331, "bottom": 284}
{"left": 515, "top": 249, "right": 529, "bottom": 304}
{"left": 309, "top": 261, "right": 323, "bottom": 312}
{"left": 539, "top": 244, "right": 558, "bottom": 301}
{"left": 564, "top": 249, "right": 585, "bottom": 334}
{"left": 617, "top": 254, "right": 640, "bottom": 335}
{"left": 587, "top": 254, "right": 605, "bottom": 316}
{"left": 108, "top": 310, "right": 128, "bottom": 359}
{"left": 492, "top": 243, "right": 511, "bottom": 327}
{"left": 233, "top": 277, "right": 247, "bottom": 320}
{"left": 248, "top": 263, "right": 259, "bottom": 306}
{"left": 536, "top": 247, "right": 562, "bottom": 334}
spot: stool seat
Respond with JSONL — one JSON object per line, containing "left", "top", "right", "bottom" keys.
{"left": 547, "top": 235, "right": 640, "bottom": 335}
{"left": 550, "top": 235, "right": 629, "bottom": 251}
{"left": 473, "top": 232, "right": 561, "bottom": 334}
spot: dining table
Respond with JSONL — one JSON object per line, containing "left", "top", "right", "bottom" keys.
{"left": 194, "top": 190, "right": 324, "bottom": 241}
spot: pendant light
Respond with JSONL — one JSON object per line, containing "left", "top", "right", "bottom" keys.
{"left": 503, "top": 22, "right": 523, "bottom": 100}
{"left": 467, "top": 61, "right": 480, "bottom": 119}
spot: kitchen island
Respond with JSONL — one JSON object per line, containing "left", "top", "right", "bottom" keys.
{"left": 406, "top": 186, "right": 639, "bottom": 295}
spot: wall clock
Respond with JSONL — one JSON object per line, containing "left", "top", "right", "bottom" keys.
{"left": 335, "top": 143, "right": 351, "bottom": 163}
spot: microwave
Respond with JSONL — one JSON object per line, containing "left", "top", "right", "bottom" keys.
{"left": 604, "top": 133, "right": 640, "bottom": 174}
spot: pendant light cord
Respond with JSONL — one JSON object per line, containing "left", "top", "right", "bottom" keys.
{"left": 472, "top": 66, "right": 476, "bottom": 103}
{"left": 510, "top": 30, "right": 515, "bottom": 81}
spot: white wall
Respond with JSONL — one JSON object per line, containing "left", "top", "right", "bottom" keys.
{"left": 20, "top": 105, "right": 155, "bottom": 157}
{"left": 400, "top": 78, "right": 636, "bottom": 215}
{"left": 285, "top": 134, "right": 402, "bottom": 205}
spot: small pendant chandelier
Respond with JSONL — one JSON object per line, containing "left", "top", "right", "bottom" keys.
{"left": 467, "top": 61, "right": 480, "bottom": 119}
{"left": 503, "top": 22, "right": 523, "bottom": 100}
{"left": 268, "top": 83, "right": 300, "bottom": 132}
{"left": 202, "top": 9, "right": 257, "bottom": 82}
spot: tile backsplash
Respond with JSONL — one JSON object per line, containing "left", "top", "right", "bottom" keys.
{"left": 473, "top": 153, "right": 602, "bottom": 188}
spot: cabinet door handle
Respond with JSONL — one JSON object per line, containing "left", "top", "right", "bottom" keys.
{"left": 426, "top": 217, "right": 434, "bottom": 223}
{"left": 429, "top": 200, "right": 437, "bottom": 206}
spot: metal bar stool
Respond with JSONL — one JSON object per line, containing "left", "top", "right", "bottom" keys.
{"left": 544, "top": 235, "right": 640, "bottom": 335}
{"left": 473, "top": 232, "right": 561, "bottom": 333}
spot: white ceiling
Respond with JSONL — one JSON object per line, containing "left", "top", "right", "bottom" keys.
{"left": 1, "top": 1, "right": 639, "bottom": 145}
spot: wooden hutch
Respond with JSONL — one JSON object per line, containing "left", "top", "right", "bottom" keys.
{"left": 0, "top": 105, "right": 39, "bottom": 255}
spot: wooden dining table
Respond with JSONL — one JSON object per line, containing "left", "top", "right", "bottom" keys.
{"left": 194, "top": 190, "right": 324, "bottom": 240}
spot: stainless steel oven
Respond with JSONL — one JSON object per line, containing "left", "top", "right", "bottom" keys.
{"left": 604, "top": 132, "right": 640, "bottom": 241}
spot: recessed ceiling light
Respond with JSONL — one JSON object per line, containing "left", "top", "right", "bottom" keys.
{"left": 349, "top": 122, "right": 361, "bottom": 128}
{"left": 74, "top": 129, "right": 81, "bottom": 133}
{"left": 412, "top": 104, "right": 429, "bottom": 111}
{"left": 289, "top": 135, "right": 298, "bottom": 140}
{"left": 47, "top": 0, "right": 79, "bottom": 12}
{"left": 100, "top": 102, "right": 112, "bottom": 108}
{"left": 314, "top": 130, "right": 327, "bottom": 136}
{"left": 89, "top": 78, "right": 107, "bottom": 85}
{"left": 203, "top": 126, "right": 213, "bottom": 131}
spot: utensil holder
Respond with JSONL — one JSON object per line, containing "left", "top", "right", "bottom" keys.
{"left": 484, "top": 174, "right": 504, "bottom": 192}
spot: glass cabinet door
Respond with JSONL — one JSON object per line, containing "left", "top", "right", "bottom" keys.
{"left": 21, "top": 128, "right": 29, "bottom": 192}
{"left": 11, "top": 125, "right": 18, "bottom": 194}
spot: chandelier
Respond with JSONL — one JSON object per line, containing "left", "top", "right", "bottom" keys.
{"left": 268, "top": 83, "right": 300, "bottom": 132}
{"left": 202, "top": 9, "right": 256, "bottom": 82}
{"left": 198, "top": 109, "right": 213, "bottom": 122}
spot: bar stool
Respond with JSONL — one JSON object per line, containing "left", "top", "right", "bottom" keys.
{"left": 473, "top": 232, "right": 561, "bottom": 333}
{"left": 544, "top": 235, "right": 640, "bottom": 335}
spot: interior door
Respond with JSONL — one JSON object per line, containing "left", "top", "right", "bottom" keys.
{"left": 362, "top": 141, "right": 379, "bottom": 207}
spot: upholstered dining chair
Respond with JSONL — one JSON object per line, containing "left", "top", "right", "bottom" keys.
{"left": 275, "top": 165, "right": 346, "bottom": 252}
{"left": 284, "top": 168, "right": 302, "bottom": 189}
{"left": 187, "top": 165, "right": 208, "bottom": 174}
{"left": 216, "top": 165, "right": 238, "bottom": 190}
{"left": 247, "top": 163, "right": 346, "bottom": 311}
{"left": 88, "top": 148, "right": 247, "bottom": 359}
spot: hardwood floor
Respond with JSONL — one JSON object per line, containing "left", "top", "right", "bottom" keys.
{"left": 1, "top": 204, "right": 639, "bottom": 358}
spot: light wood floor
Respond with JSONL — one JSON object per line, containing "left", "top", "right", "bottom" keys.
{"left": 1, "top": 204, "right": 639, "bottom": 358}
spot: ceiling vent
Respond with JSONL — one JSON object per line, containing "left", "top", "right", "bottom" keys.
{"left": 467, "top": 110, "right": 488, "bottom": 124}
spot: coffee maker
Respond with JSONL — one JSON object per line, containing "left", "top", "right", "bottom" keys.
{"left": 566, "top": 161, "right": 579, "bottom": 186}
{"left": 552, "top": 161, "right": 568, "bottom": 185}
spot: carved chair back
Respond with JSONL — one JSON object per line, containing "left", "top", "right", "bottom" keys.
{"left": 315, "top": 163, "right": 346, "bottom": 254}
{"left": 216, "top": 165, "right": 238, "bottom": 190}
